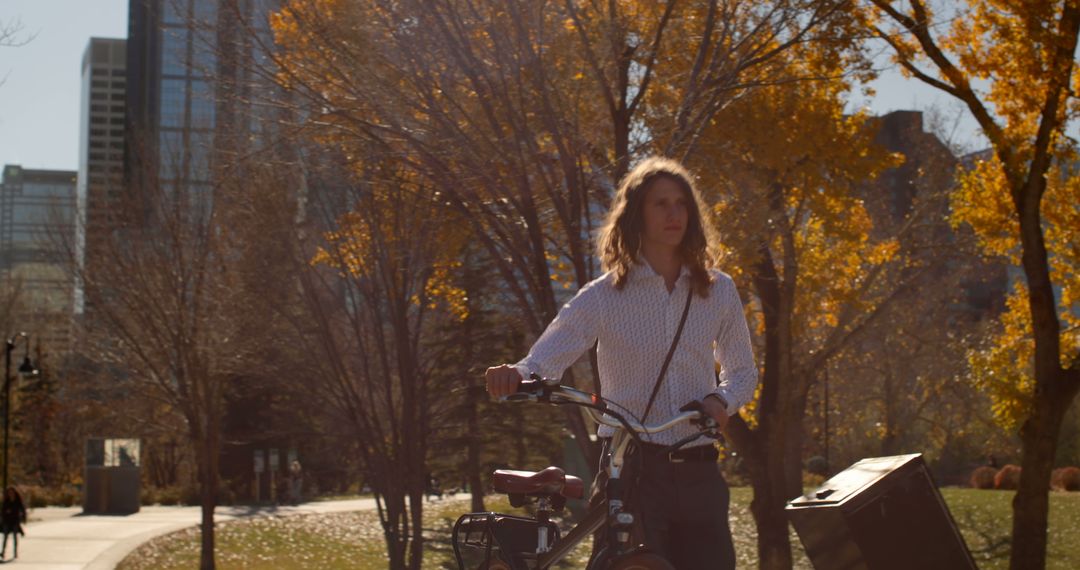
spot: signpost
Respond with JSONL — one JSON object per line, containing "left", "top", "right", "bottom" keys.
{"left": 254, "top": 451, "right": 265, "bottom": 503}
{"left": 269, "top": 449, "right": 279, "bottom": 503}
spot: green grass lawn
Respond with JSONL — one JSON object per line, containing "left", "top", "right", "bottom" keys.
{"left": 118, "top": 488, "right": 1080, "bottom": 569}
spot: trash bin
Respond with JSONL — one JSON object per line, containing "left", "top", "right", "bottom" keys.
{"left": 786, "top": 453, "right": 976, "bottom": 570}
{"left": 83, "top": 438, "right": 141, "bottom": 514}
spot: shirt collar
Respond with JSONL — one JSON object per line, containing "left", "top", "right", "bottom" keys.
{"left": 628, "top": 260, "right": 690, "bottom": 282}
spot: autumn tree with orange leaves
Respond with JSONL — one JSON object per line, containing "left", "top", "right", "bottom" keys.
{"left": 267, "top": 0, "right": 856, "bottom": 473}
{"left": 299, "top": 159, "right": 468, "bottom": 570}
{"left": 675, "top": 49, "right": 953, "bottom": 566}
{"left": 260, "top": 1, "right": 1032, "bottom": 568}
{"left": 859, "top": 1, "right": 1080, "bottom": 567}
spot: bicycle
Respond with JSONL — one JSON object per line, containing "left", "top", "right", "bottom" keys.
{"left": 452, "top": 374, "right": 721, "bottom": 570}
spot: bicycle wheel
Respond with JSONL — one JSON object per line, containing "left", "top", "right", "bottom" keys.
{"left": 605, "top": 551, "right": 675, "bottom": 570}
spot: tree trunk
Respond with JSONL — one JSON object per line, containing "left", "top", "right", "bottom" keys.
{"left": 199, "top": 482, "right": 216, "bottom": 570}
{"left": 197, "top": 436, "right": 219, "bottom": 570}
{"left": 464, "top": 370, "right": 485, "bottom": 510}
{"left": 1009, "top": 368, "right": 1079, "bottom": 569}
{"left": 730, "top": 417, "right": 794, "bottom": 570}
{"left": 882, "top": 371, "right": 899, "bottom": 456}
{"left": 408, "top": 487, "right": 424, "bottom": 570}
{"left": 383, "top": 494, "right": 407, "bottom": 570}
{"left": 752, "top": 488, "right": 794, "bottom": 570}
{"left": 466, "top": 385, "right": 485, "bottom": 511}
{"left": 461, "top": 257, "right": 485, "bottom": 512}
{"left": 1007, "top": 145, "right": 1080, "bottom": 568}
{"left": 742, "top": 232, "right": 799, "bottom": 570}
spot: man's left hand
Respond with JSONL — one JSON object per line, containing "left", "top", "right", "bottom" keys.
{"left": 702, "top": 394, "right": 730, "bottom": 431}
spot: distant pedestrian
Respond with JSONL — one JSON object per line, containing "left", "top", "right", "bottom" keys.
{"left": 1, "top": 487, "right": 26, "bottom": 560}
{"left": 288, "top": 460, "right": 303, "bottom": 504}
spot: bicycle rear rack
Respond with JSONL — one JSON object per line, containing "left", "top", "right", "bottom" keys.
{"left": 452, "top": 511, "right": 561, "bottom": 569}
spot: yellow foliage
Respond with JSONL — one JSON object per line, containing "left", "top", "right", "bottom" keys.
{"left": 968, "top": 285, "right": 1036, "bottom": 431}
{"left": 865, "top": 0, "right": 1080, "bottom": 433}
{"left": 426, "top": 261, "right": 470, "bottom": 321}
{"left": 950, "top": 157, "right": 1019, "bottom": 261}
{"left": 309, "top": 167, "right": 471, "bottom": 323}
{"left": 545, "top": 250, "right": 576, "bottom": 290}
{"left": 950, "top": 147, "right": 1080, "bottom": 431}
{"left": 955, "top": 155, "right": 1080, "bottom": 429}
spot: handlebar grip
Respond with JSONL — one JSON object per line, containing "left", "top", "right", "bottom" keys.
{"left": 516, "top": 378, "right": 543, "bottom": 393}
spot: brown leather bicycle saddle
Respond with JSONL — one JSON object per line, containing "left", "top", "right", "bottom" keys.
{"left": 492, "top": 466, "right": 585, "bottom": 499}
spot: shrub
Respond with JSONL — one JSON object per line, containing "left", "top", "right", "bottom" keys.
{"left": 23, "top": 485, "right": 80, "bottom": 508}
{"left": 143, "top": 485, "right": 185, "bottom": 506}
{"left": 994, "top": 465, "right": 1022, "bottom": 490}
{"left": 1051, "top": 467, "right": 1080, "bottom": 492}
{"left": 970, "top": 466, "right": 997, "bottom": 489}
{"left": 26, "top": 487, "right": 48, "bottom": 509}
{"left": 182, "top": 485, "right": 201, "bottom": 506}
{"left": 57, "top": 486, "right": 79, "bottom": 506}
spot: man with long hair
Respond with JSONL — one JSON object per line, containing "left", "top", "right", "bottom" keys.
{"left": 487, "top": 157, "right": 757, "bottom": 568}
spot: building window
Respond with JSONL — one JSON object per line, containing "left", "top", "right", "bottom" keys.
{"left": 188, "top": 131, "right": 213, "bottom": 181}
{"left": 158, "top": 130, "right": 184, "bottom": 180}
{"left": 162, "top": 0, "right": 188, "bottom": 25}
{"left": 193, "top": 0, "right": 216, "bottom": 25}
{"left": 190, "top": 80, "right": 215, "bottom": 128}
{"left": 159, "top": 79, "right": 187, "bottom": 128}
{"left": 161, "top": 28, "right": 189, "bottom": 76}
{"left": 191, "top": 30, "right": 217, "bottom": 76}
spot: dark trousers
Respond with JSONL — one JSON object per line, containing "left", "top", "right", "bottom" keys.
{"left": 590, "top": 441, "right": 736, "bottom": 569}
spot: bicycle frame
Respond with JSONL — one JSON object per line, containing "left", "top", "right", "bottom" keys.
{"left": 452, "top": 377, "right": 717, "bottom": 569}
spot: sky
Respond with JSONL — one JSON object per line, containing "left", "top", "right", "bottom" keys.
{"left": 0, "top": 1, "right": 993, "bottom": 173}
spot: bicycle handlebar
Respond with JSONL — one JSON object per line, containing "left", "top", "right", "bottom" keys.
{"left": 499, "top": 375, "right": 718, "bottom": 437}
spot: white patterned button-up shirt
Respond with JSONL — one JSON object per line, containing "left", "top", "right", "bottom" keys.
{"left": 514, "top": 262, "right": 758, "bottom": 445}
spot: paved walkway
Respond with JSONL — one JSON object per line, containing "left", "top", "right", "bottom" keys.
{"left": 11, "top": 497, "right": 386, "bottom": 569}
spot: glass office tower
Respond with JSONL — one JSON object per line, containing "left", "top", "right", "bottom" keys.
{"left": 0, "top": 165, "right": 77, "bottom": 351}
{"left": 126, "top": 0, "right": 278, "bottom": 207}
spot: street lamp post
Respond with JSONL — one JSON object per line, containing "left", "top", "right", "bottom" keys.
{"left": 4, "top": 333, "right": 38, "bottom": 490}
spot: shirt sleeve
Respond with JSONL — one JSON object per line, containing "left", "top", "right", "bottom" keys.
{"left": 513, "top": 280, "right": 603, "bottom": 382}
{"left": 712, "top": 275, "right": 758, "bottom": 416}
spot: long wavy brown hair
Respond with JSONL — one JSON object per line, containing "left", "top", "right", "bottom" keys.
{"left": 598, "top": 157, "right": 719, "bottom": 297}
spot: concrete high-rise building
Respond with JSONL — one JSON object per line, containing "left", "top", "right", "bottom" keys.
{"left": 0, "top": 165, "right": 78, "bottom": 352}
{"left": 77, "top": 37, "right": 127, "bottom": 316}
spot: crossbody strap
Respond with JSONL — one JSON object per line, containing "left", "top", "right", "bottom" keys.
{"left": 641, "top": 286, "right": 694, "bottom": 425}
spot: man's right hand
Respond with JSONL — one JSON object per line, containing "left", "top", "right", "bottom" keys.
{"left": 485, "top": 364, "right": 523, "bottom": 398}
